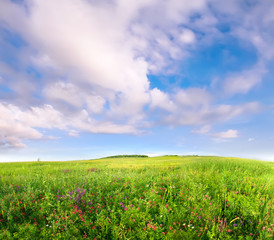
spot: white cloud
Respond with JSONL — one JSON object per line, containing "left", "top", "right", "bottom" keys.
{"left": 174, "top": 88, "right": 211, "bottom": 108}
{"left": 192, "top": 125, "right": 211, "bottom": 134}
{"left": 0, "top": 0, "right": 272, "bottom": 150}
{"left": 223, "top": 63, "right": 267, "bottom": 95}
{"left": 43, "top": 81, "right": 106, "bottom": 114}
{"left": 150, "top": 88, "right": 175, "bottom": 111}
{"left": 0, "top": 102, "right": 141, "bottom": 148}
{"left": 248, "top": 138, "right": 255, "bottom": 142}
{"left": 68, "top": 130, "right": 80, "bottom": 137}
{"left": 43, "top": 82, "right": 83, "bottom": 108}
{"left": 0, "top": 103, "right": 43, "bottom": 148}
{"left": 163, "top": 101, "right": 260, "bottom": 126}
{"left": 179, "top": 28, "right": 196, "bottom": 44}
{"left": 212, "top": 129, "right": 238, "bottom": 139}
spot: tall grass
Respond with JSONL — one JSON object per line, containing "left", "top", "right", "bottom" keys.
{"left": 0, "top": 156, "right": 273, "bottom": 239}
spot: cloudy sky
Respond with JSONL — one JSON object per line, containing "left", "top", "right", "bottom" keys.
{"left": 0, "top": 0, "right": 274, "bottom": 162}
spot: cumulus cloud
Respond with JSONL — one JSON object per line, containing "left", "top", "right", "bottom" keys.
{"left": 223, "top": 63, "right": 267, "bottom": 95}
{"left": 0, "top": 0, "right": 272, "bottom": 149}
{"left": 0, "top": 103, "right": 43, "bottom": 148}
{"left": 150, "top": 88, "right": 175, "bottom": 111}
{"left": 192, "top": 125, "right": 211, "bottom": 134}
{"left": 0, "top": 102, "right": 140, "bottom": 148}
{"left": 179, "top": 28, "right": 196, "bottom": 44}
{"left": 212, "top": 129, "right": 238, "bottom": 139}
{"left": 152, "top": 87, "right": 260, "bottom": 126}
{"left": 164, "top": 102, "right": 259, "bottom": 126}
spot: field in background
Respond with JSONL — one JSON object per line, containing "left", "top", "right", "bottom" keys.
{"left": 0, "top": 156, "right": 273, "bottom": 239}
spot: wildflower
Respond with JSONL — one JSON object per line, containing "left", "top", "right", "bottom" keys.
{"left": 227, "top": 229, "right": 231, "bottom": 232}
{"left": 268, "top": 228, "right": 271, "bottom": 232}
{"left": 262, "top": 226, "right": 265, "bottom": 230}
{"left": 165, "top": 204, "right": 169, "bottom": 208}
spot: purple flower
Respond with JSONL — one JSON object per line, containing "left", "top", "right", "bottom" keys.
{"left": 233, "top": 224, "right": 237, "bottom": 227}
{"left": 220, "top": 221, "right": 223, "bottom": 232}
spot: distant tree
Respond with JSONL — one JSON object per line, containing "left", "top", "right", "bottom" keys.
{"left": 105, "top": 155, "right": 148, "bottom": 158}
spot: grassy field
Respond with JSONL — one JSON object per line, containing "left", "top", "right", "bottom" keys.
{"left": 0, "top": 156, "right": 273, "bottom": 239}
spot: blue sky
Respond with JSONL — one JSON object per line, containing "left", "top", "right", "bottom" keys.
{"left": 0, "top": 0, "right": 274, "bottom": 162}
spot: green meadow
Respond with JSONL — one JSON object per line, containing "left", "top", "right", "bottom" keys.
{"left": 0, "top": 156, "right": 273, "bottom": 239}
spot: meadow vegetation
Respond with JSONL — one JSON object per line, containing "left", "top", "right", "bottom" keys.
{"left": 0, "top": 156, "right": 273, "bottom": 239}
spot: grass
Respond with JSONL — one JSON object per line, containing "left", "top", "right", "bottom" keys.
{"left": 0, "top": 156, "right": 273, "bottom": 239}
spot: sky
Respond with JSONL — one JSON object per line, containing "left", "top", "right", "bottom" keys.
{"left": 0, "top": 0, "right": 274, "bottom": 162}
